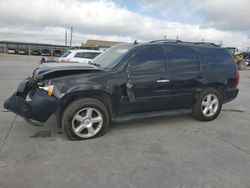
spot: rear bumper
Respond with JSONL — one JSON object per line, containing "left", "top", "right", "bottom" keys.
{"left": 3, "top": 80, "right": 60, "bottom": 123}
{"left": 223, "top": 88, "right": 239, "bottom": 103}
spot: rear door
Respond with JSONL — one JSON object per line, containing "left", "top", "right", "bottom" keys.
{"left": 119, "top": 45, "right": 172, "bottom": 114}
{"left": 167, "top": 45, "right": 201, "bottom": 108}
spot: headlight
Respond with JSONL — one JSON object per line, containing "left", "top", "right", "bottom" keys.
{"left": 39, "top": 85, "right": 54, "bottom": 96}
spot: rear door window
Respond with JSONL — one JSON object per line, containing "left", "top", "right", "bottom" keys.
{"left": 168, "top": 46, "right": 200, "bottom": 73}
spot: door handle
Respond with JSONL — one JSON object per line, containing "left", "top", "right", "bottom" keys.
{"left": 157, "top": 79, "right": 170, "bottom": 83}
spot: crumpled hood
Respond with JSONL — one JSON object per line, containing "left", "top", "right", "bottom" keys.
{"left": 33, "top": 62, "right": 102, "bottom": 80}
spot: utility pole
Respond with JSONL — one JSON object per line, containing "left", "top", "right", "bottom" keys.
{"left": 70, "top": 27, "right": 73, "bottom": 47}
{"left": 164, "top": 35, "right": 167, "bottom": 41}
{"left": 3, "top": 42, "right": 6, "bottom": 53}
{"left": 28, "top": 45, "right": 31, "bottom": 56}
{"left": 176, "top": 35, "right": 179, "bottom": 40}
{"left": 65, "top": 30, "right": 68, "bottom": 46}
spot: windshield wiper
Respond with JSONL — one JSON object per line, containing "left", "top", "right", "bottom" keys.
{"left": 88, "top": 61, "right": 101, "bottom": 68}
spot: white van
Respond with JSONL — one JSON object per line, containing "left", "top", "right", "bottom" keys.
{"left": 59, "top": 49, "right": 102, "bottom": 63}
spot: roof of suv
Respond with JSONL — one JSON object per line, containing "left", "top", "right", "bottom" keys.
{"left": 135, "top": 40, "right": 221, "bottom": 49}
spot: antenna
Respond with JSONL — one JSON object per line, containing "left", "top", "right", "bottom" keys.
{"left": 133, "top": 40, "right": 138, "bottom": 45}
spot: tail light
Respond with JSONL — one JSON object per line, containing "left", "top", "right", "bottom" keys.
{"left": 234, "top": 70, "right": 240, "bottom": 87}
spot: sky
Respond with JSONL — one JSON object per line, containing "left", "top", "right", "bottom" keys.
{"left": 0, "top": 0, "right": 250, "bottom": 49}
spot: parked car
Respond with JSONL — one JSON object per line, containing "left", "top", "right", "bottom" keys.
{"left": 53, "top": 50, "right": 62, "bottom": 57}
{"left": 41, "top": 49, "right": 50, "bottom": 56}
{"left": 40, "top": 57, "right": 57, "bottom": 64}
{"left": 242, "top": 52, "right": 250, "bottom": 65}
{"left": 18, "top": 49, "right": 27, "bottom": 55}
{"left": 4, "top": 40, "right": 239, "bottom": 140}
{"left": 31, "top": 50, "right": 40, "bottom": 56}
{"left": 58, "top": 49, "right": 102, "bottom": 63}
{"left": 7, "top": 49, "right": 16, "bottom": 54}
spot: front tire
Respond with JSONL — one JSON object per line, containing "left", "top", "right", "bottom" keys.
{"left": 192, "top": 88, "right": 222, "bottom": 121}
{"left": 62, "top": 98, "right": 110, "bottom": 140}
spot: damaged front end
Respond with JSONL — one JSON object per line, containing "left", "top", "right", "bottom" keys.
{"left": 4, "top": 63, "right": 103, "bottom": 125}
{"left": 3, "top": 77, "right": 60, "bottom": 125}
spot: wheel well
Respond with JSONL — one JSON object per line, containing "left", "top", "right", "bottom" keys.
{"left": 203, "top": 83, "right": 226, "bottom": 98}
{"left": 56, "top": 92, "right": 112, "bottom": 128}
{"left": 194, "top": 83, "right": 226, "bottom": 102}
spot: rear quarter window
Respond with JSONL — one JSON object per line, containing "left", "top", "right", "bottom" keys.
{"left": 197, "top": 48, "right": 234, "bottom": 65}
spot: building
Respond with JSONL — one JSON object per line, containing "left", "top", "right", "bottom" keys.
{"left": 0, "top": 41, "right": 69, "bottom": 55}
{"left": 81, "top": 39, "right": 124, "bottom": 50}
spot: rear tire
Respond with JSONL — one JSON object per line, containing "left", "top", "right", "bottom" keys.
{"left": 192, "top": 88, "right": 222, "bottom": 121}
{"left": 62, "top": 98, "right": 110, "bottom": 140}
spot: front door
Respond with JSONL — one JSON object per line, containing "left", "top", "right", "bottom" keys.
{"left": 118, "top": 46, "right": 172, "bottom": 114}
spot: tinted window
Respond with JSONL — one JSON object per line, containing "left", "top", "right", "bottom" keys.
{"left": 198, "top": 48, "right": 233, "bottom": 64}
{"left": 83, "top": 52, "right": 101, "bottom": 59}
{"left": 168, "top": 46, "right": 199, "bottom": 72}
{"left": 130, "top": 46, "right": 166, "bottom": 74}
{"left": 74, "top": 52, "right": 101, "bottom": 59}
{"left": 74, "top": 52, "right": 83, "bottom": 58}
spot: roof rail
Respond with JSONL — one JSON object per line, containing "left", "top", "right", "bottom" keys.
{"left": 149, "top": 39, "right": 182, "bottom": 43}
{"left": 148, "top": 39, "right": 220, "bottom": 47}
{"left": 181, "top": 42, "right": 220, "bottom": 47}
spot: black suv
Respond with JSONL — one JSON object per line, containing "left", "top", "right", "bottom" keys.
{"left": 4, "top": 40, "right": 239, "bottom": 140}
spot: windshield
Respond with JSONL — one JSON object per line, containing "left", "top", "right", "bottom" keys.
{"left": 91, "top": 44, "right": 134, "bottom": 69}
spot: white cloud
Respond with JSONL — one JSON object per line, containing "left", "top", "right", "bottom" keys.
{"left": 0, "top": 0, "right": 249, "bottom": 49}
{"left": 194, "top": 0, "right": 250, "bottom": 32}
{"left": 138, "top": 0, "right": 182, "bottom": 12}
{"left": 138, "top": 0, "right": 250, "bottom": 33}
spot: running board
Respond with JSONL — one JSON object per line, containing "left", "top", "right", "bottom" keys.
{"left": 112, "top": 108, "right": 191, "bottom": 123}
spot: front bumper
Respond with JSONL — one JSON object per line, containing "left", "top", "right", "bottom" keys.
{"left": 3, "top": 79, "right": 60, "bottom": 123}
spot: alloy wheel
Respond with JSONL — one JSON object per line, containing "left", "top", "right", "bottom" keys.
{"left": 72, "top": 107, "right": 103, "bottom": 138}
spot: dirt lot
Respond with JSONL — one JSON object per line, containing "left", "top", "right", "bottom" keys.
{"left": 0, "top": 54, "right": 250, "bottom": 188}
